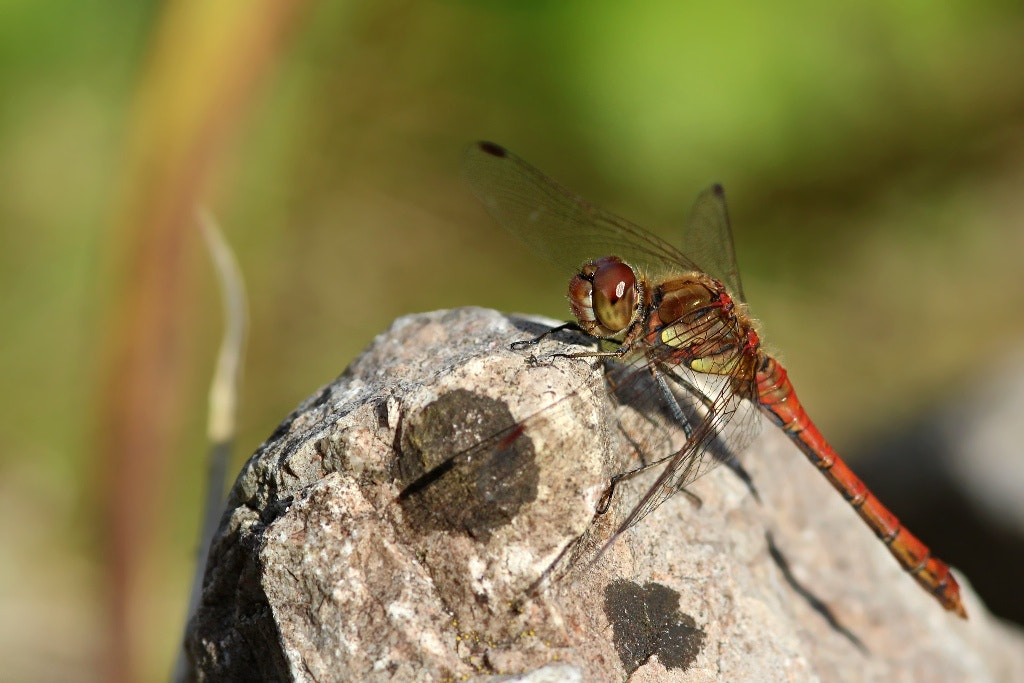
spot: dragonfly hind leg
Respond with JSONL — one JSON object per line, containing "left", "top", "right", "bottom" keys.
{"left": 658, "top": 364, "right": 761, "bottom": 502}
{"left": 596, "top": 451, "right": 702, "bottom": 515}
{"left": 597, "top": 365, "right": 760, "bottom": 516}
{"left": 597, "top": 367, "right": 701, "bottom": 515}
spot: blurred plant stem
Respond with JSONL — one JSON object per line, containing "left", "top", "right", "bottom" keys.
{"left": 93, "top": 1, "right": 312, "bottom": 681}
{"left": 171, "top": 210, "right": 248, "bottom": 683}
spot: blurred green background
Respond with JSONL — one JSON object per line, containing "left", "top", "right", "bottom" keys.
{"left": 3, "top": 0, "right": 1024, "bottom": 680}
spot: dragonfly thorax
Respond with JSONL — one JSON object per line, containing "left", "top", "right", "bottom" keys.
{"left": 568, "top": 256, "right": 644, "bottom": 338}
{"left": 647, "top": 276, "right": 752, "bottom": 377}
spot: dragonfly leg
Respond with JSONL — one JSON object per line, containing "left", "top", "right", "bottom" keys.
{"left": 655, "top": 362, "right": 761, "bottom": 501}
{"left": 598, "top": 458, "right": 679, "bottom": 514}
{"left": 653, "top": 367, "right": 695, "bottom": 439}
{"left": 658, "top": 365, "right": 716, "bottom": 416}
{"left": 659, "top": 364, "right": 761, "bottom": 501}
{"left": 509, "top": 321, "right": 584, "bottom": 351}
{"left": 597, "top": 365, "right": 701, "bottom": 515}
{"left": 552, "top": 349, "right": 624, "bottom": 363}
{"left": 546, "top": 336, "right": 634, "bottom": 362}
{"left": 650, "top": 368, "right": 757, "bottom": 503}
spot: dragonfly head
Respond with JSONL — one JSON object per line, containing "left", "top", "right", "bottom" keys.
{"left": 569, "top": 256, "right": 643, "bottom": 339}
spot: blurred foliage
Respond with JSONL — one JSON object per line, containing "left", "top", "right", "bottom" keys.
{"left": 2, "top": 0, "right": 1024, "bottom": 679}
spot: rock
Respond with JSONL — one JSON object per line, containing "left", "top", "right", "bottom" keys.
{"left": 184, "top": 307, "right": 1024, "bottom": 682}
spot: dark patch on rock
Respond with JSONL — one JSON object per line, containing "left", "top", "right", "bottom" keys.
{"left": 397, "top": 389, "right": 539, "bottom": 542}
{"left": 603, "top": 579, "right": 706, "bottom": 674}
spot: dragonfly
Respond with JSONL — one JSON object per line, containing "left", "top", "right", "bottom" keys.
{"left": 462, "top": 140, "right": 966, "bottom": 619}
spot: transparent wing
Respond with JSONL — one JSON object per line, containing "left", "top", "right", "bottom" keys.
{"left": 602, "top": 319, "right": 762, "bottom": 537}
{"left": 682, "top": 184, "right": 745, "bottom": 302}
{"left": 463, "top": 141, "right": 703, "bottom": 283}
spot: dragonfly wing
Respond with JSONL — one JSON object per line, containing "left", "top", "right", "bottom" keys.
{"left": 605, "top": 337, "right": 762, "bottom": 537}
{"left": 681, "top": 184, "right": 746, "bottom": 302}
{"left": 463, "top": 142, "right": 703, "bottom": 283}
{"left": 610, "top": 376, "right": 744, "bottom": 535}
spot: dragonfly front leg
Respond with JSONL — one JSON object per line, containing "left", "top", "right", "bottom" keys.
{"left": 509, "top": 321, "right": 585, "bottom": 351}
{"left": 548, "top": 342, "right": 629, "bottom": 362}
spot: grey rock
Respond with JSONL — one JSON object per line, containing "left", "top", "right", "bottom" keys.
{"left": 185, "top": 307, "right": 1024, "bottom": 682}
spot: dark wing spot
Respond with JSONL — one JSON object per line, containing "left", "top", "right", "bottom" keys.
{"left": 477, "top": 141, "right": 508, "bottom": 158}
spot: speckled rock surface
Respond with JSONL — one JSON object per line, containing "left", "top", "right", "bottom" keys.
{"left": 184, "top": 307, "right": 1024, "bottom": 682}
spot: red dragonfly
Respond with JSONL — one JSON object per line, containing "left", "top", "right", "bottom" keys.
{"left": 462, "top": 141, "right": 966, "bottom": 619}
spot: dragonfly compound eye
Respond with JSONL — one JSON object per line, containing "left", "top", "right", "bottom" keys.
{"left": 589, "top": 257, "right": 637, "bottom": 334}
